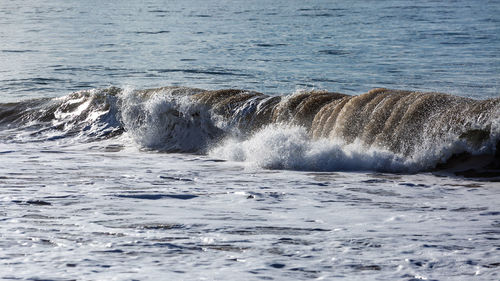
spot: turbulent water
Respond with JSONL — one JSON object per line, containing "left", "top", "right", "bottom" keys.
{"left": 2, "top": 86, "right": 499, "bottom": 174}
{"left": 1, "top": 0, "right": 500, "bottom": 280}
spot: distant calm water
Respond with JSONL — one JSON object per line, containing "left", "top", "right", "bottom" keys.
{"left": 1, "top": 1, "right": 500, "bottom": 280}
{"left": 1, "top": 0, "right": 499, "bottom": 102}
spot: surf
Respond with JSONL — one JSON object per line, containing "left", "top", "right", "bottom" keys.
{"left": 0, "top": 86, "right": 498, "bottom": 176}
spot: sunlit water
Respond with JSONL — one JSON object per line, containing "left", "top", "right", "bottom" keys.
{"left": 1, "top": 139, "right": 499, "bottom": 280}
{"left": 1, "top": 0, "right": 499, "bottom": 102}
{"left": 1, "top": 0, "right": 500, "bottom": 280}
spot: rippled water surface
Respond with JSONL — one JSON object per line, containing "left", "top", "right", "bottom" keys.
{"left": 1, "top": 0, "right": 499, "bottom": 101}
{"left": 1, "top": 0, "right": 500, "bottom": 280}
{"left": 1, "top": 140, "right": 499, "bottom": 280}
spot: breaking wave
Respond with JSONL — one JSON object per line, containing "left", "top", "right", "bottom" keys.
{"left": 0, "top": 86, "right": 499, "bottom": 174}
{"left": 209, "top": 124, "right": 408, "bottom": 171}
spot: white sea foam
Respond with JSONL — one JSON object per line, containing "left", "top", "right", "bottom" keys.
{"left": 209, "top": 124, "right": 410, "bottom": 172}
{"left": 209, "top": 122, "right": 500, "bottom": 173}
{"left": 119, "top": 88, "right": 222, "bottom": 152}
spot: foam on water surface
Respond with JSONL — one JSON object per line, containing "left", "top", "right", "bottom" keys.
{"left": 209, "top": 124, "right": 408, "bottom": 171}
{"left": 0, "top": 140, "right": 499, "bottom": 280}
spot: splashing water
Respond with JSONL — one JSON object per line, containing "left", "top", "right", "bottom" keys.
{"left": 1, "top": 86, "right": 499, "bottom": 174}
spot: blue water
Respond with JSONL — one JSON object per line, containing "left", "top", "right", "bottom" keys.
{"left": 1, "top": 0, "right": 499, "bottom": 102}
{"left": 1, "top": 1, "right": 500, "bottom": 280}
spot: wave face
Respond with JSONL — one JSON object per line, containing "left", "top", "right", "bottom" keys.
{"left": 0, "top": 88, "right": 123, "bottom": 143}
{"left": 1, "top": 86, "right": 499, "bottom": 173}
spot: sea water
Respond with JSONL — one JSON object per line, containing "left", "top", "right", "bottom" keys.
{"left": 1, "top": 1, "right": 499, "bottom": 280}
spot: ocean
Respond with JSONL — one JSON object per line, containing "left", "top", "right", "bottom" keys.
{"left": 1, "top": 0, "right": 499, "bottom": 280}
